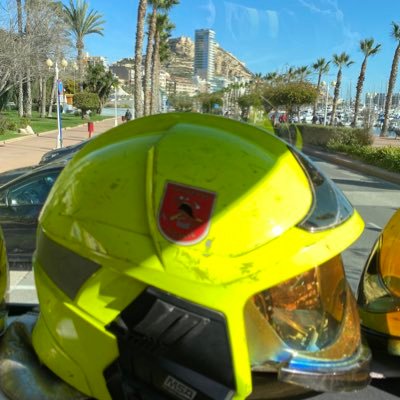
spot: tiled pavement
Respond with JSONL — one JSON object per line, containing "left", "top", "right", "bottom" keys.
{"left": 0, "top": 117, "right": 119, "bottom": 173}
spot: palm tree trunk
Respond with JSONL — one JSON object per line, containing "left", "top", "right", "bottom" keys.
{"left": 17, "top": 0, "right": 23, "bottom": 117}
{"left": 23, "top": 68, "right": 32, "bottom": 117}
{"left": 77, "top": 42, "right": 84, "bottom": 92}
{"left": 144, "top": 6, "right": 157, "bottom": 116}
{"left": 18, "top": 76, "right": 24, "bottom": 118}
{"left": 134, "top": 0, "right": 148, "bottom": 119}
{"left": 382, "top": 44, "right": 400, "bottom": 137}
{"left": 352, "top": 58, "right": 367, "bottom": 127}
{"left": 39, "top": 76, "right": 47, "bottom": 118}
{"left": 150, "top": 32, "right": 161, "bottom": 114}
{"left": 48, "top": 75, "right": 57, "bottom": 117}
{"left": 24, "top": 0, "right": 32, "bottom": 117}
{"left": 330, "top": 69, "right": 342, "bottom": 126}
{"left": 312, "top": 72, "right": 322, "bottom": 119}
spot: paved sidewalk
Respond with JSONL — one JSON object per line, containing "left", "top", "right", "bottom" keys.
{"left": 2, "top": 119, "right": 400, "bottom": 178}
{"left": 0, "top": 117, "right": 119, "bottom": 173}
{"left": 372, "top": 135, "right": 400, "bottom": 147}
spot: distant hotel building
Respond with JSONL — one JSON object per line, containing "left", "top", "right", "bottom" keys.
{"left": 365, "top": 92, "right": 400, "bottom": 109}
{"left": 194, "top": 29, "right": 215, "bottom": 85}
{"left": 83, "top": 53, "right": 108, "bottom": 68}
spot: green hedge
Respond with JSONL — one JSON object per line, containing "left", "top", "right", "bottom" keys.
{"left": 271, "top": 122, "right": 400, "bottom": 174}
{"left": 274, "top": 123, "right": 373, "bottom": 147}
{"left": 327, "top": 144, "right": 400, "bottom": 173}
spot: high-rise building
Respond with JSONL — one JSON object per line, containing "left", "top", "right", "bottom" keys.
{"left": 365, "top": 92, "right": 400, "bottom": 109}
{"left": 194, "top": 29, "right": 215, "bottom": 84}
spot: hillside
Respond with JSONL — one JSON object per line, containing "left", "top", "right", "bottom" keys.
{"left": 164, "top": 36, "right": 253, "bottom": 81}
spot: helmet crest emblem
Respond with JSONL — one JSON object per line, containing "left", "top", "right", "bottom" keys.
{"left": 158, "top": 182, "right": 216, "bottom": 245}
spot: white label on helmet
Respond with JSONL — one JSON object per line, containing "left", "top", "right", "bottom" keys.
{"left": 162, "top": 375, "right": 197, "bottom": 400}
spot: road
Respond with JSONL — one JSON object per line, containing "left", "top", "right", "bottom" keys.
{"left": 6, "top": 155, "right": 400, "bottom": 399}
{"left": 315, "top": 157, "right": 400, "bottom": 293}
{"left": 301, "top": 156, "right": 400, "bottom": 400}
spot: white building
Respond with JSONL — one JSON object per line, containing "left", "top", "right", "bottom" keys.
{"left": 194, "top": 29, "right": 215, "bottom": 85}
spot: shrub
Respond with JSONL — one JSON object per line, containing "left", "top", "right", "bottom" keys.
{"left": 0, "top": 118, "right": 8, "bottom": 135}
{"left": 0, "top": 117, "right": 18, "bottom": 134}
{"left": 19, "top": 117, "right": 31, "bottom": 128}
{"left": 359, "top": 146, "right": 400, "bottom": 172}
{"left": 327, "top": 127, "right": 373, "bottom": 148}
{"left": 73, "top": 92, "right": 101, "bottom": 118}
{"left": 276, "top": 124, "right": 373, "bottom": 147}
{"left": 324, "top": 144, "right": 400, "bottom": 173}
{"left": 7, "top": 120, "right": 18, "bottom": 131}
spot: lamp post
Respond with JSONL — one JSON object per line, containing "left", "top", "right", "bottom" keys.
{"left": 114, "top": 84, "right": 118, "bottom": 127}
{"left": 322, "top": 81, "right": 336, "bottom": 126}
{"left": 46, "top": 58, "right": 68, "bottom": 148}
{"left": 72, "top": 62, "right": 78, "bottom": 93}
{"left": 322, "top": 81, "right": 329, "bottom": 126}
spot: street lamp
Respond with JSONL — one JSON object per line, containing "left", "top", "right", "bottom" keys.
{"left": 72, "top": 62, "right": 78, "bottom": 93}
{"left": 46, "top": 57, "right": 68, "bottom": 148}
{"left": 322, "top": 81, "right": 336, "bottom": 126}
{"left": 114, "top": 84, "right": 118, "bottom": 127}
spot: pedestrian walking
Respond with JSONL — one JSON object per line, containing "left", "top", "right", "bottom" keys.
{"left": 125, "top": 109, "right": 132, "bottom": 122}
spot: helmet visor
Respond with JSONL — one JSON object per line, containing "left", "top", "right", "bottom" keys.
{"left": 245, "top": 256, "right": 370, "bottom": 392}
{"left": 250, "top": 256, "right": 345, "bottom": 353}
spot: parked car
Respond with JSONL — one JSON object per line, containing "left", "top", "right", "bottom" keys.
{"left": 39, "top": 138, "right": 91, "bottom": 165}
{"left": 0, "top": 166, "right": 35, "bottom": 186}
{"left": 0, "top": 161, "right": 66, "bottom": 268}
{"left": 0, "top": 225, "right": 8, "bottom": 331}
{"left": 0, "top": 153, "right": 76, "bottom": 188}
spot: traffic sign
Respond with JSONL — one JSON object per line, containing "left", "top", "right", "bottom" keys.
{"left": 57, "top": 79, "right": 63, "bottom": 95}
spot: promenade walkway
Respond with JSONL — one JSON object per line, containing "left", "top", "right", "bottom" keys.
{"left": 0, "top": 117, "right": 119, "bottom": 173}
{"left": 1, "top": 119, "right": 400, "bottom": 175}
{"left": 372, "top": 135, "right": 400, "bottom": 147}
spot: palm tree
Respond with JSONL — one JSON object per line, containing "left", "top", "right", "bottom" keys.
{"left": 248, "top": 72, "right": 263, "bottom": 93}
{"left": 134, "top": 0, "right": 148, "bottom": 119}
{"left": 284, "top": 66, "right": 296, "bottom": 83}
{"left": 264, "top": 72, "right": 278, "bottom": 85}
{"left": 23, "top": 0, "right": 32, "bottom": 118}
{"left": 16, "top": 0, "right": 23, "bottom": 117}
{"left": 150, "top": 14, "right": 175, "bottom": 114}
{"left": 295, "top": 66, "right": 310, "bottom": 82}
{"left": 352, "top": 39, "right": 381, "bottom": 127}
{"left": 312, "top": 58, "right": 330, "bottom": 118}
{"left": 143, "top": 0, "right": 178, "bottom": 116}
{"left": 382, "top": 22, "right": 400, "bottom": 137}
{"left": 63, "top": 0, "right": 104, "bottom": 88}
{"left": 330, "top": 52, "right": 354, "bottom": 125}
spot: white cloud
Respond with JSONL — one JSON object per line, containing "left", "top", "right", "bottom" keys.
{"left": 266, "top": 10, "right": 279, "bottom": 38}
{"left": 224, "top": 2, "right": 279, "bottom": 41}
{"left": 298, "top": 0, "right": 332, "bottom": 15}
{"left": 297, "top": 0, "right": 360, "bottom": 52}
{"left": 224, "top": 2, "right": 260, "bottom": 40}
{"left": 201, "top": 0, "right": 216, "bottom": 26}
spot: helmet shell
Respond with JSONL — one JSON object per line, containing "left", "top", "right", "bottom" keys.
{"left": 32, "top": 113, "right": 364, "bottom": 399}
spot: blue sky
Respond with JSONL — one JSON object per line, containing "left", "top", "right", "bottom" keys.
{"left": 82, "top": 0, "right": 400, "bottom": 99}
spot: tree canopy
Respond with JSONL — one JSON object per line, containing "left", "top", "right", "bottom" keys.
{"left": 83, "top": 63, "right": 118, "bottom": 112}
{"left": 73, "top": 92, "right": 100, "bottom": 117}
{"left": 263, "top": 82, "right": 318, "bottom": 113}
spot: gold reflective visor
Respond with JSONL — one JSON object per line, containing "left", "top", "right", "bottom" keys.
{"left": 379, "top": 210, "right": 400, "bottom": 298}
{"left": 357, "top": 209, "right": 400, "bottom": 355}
{"left": 246, "top": 256, "right": 370, "bottom": 392}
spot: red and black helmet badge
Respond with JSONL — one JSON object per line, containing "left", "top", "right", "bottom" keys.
{"left": 158, "top": 182, "right": 217, "bottom": 245}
